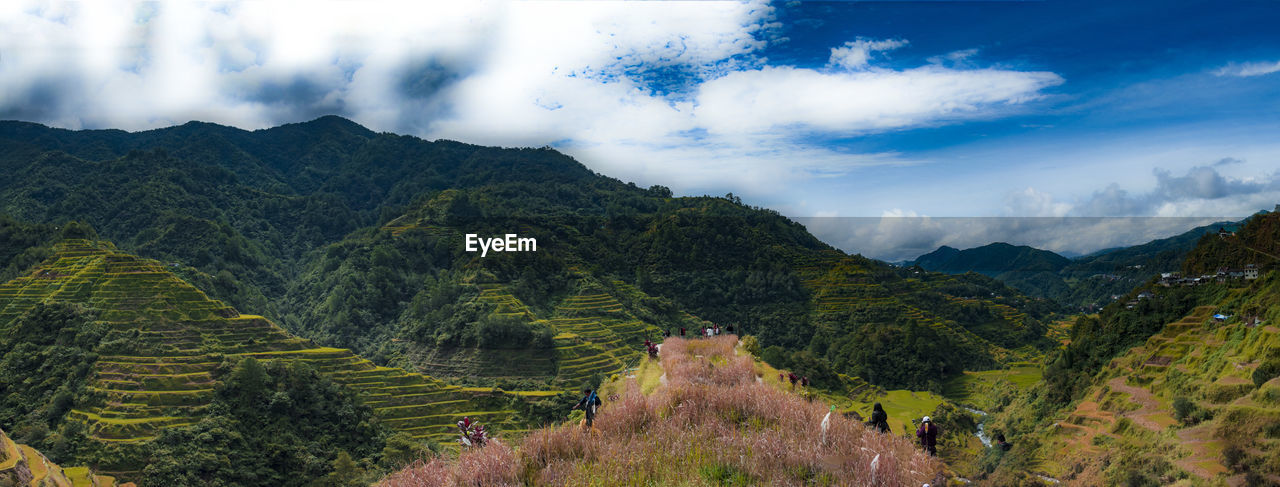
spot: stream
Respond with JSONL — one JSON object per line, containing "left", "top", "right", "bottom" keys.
{"left": 962, "top": 407, "right": 1062, "bottom": 484}
{"left": 962, "top": 406, "right": 991, "bottom": 447}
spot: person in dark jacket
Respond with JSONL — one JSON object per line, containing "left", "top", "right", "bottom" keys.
{"left": 995, "top": 433, "right": 1012, "bottom": 451}
{"left": 865, "top": 402, "right": 890, "bottom": 433}
{"left": 571, "top": 388, "right": 603, "bottom": 429}
{"left": 916, "top": 416, "right": 939, "bottom": 456}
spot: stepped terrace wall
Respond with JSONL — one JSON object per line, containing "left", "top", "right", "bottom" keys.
{"left": 0, "top": 240, "right": 545, "bottom": 477}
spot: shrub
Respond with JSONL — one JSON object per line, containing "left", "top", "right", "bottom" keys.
{"left": 1172, "top": 397, "right": 1195, "bottom": 422}
{"left": 740, "top": 335, "right": 761, "bottom": 357}
{"left": 1254, "top": 358, "right": 1280, "bottom": 388}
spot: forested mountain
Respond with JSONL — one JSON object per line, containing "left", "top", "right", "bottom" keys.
{"left": 913, "top": 243, "right": 1071, "bottom": 276}
{"left": 0, "top": 118, "right": 1067, "bottom": 484}
{"left": 911, "top": 221, "right": 1238, "bottom": 310}
{"left": 0, "top": 117, "right": 1061, "bottom": 393}
{"left": 974, "top": 211, "right": 1280, "bottom": 486}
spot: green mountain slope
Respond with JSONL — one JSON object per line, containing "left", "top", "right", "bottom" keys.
{"left": 0, "top": 239, "right": 556, "bottom": 483}
{"left": 976, "top": 211, "right": 1280, "bottom": 486}
{"left": 282, "top": 186, "right": 1059, "bottom": 392}
{"left": 0, "top": 118, "right": 1063, "bottom": 395}
{"left": 914, "top": 242, "right": 1071, "bottom": 276}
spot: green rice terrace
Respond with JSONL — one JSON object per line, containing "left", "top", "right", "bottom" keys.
{"left": 2, "top": 427, "right": 119, "bottom": 487}
{"left": 994, "top": 276, "right": 1280, "bottom": 485}
{"left": 0, "top": 240, "right": 561, "bottom": 475}
{"left": 791, "top": 248, "right": 1046, "bottom": 365}
{"left": 407, "top": 279, "right": 688, "bottom": 386}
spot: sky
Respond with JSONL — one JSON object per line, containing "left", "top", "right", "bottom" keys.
{"left": 2, "top": 0, "right": 1279, "bottom": 260}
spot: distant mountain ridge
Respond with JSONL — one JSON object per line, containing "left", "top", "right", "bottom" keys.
{"left": 909, "top": 220, "right": 1242, "bottom": 309}
{"left": 912, "top": 242, "right": 1071, "bottom": 276}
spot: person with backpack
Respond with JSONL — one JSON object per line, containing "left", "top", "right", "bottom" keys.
{"left": 571, "top": 388, "right": 603, "bottom": 430}
{"left": 916, "top": 416, "right": 939, "bottom": 456}
{"left": 865, "top": 402, "right": 890, "bottom": 434}
{"left": 995, "top": 433, "right": 1012, "bottom": 451}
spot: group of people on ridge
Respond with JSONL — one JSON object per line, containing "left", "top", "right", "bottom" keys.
{"left": 861, "top": 403, "right": 940, "bottom": 456}
{"left": 670, "top": 323, "right": 736, "bottom": 338}
{"left": 779, "top": 371, "right": 810, "bottom": 389}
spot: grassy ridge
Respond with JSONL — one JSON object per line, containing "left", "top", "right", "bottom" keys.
{"left": 381, "top": 336, "right": 945, "bottom": 486}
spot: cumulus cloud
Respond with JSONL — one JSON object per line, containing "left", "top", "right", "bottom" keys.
{"left": 1214, "top": 60, "right": 1280, "bottom": 77}
{"left": 827, "top": 38, "right": 907, "bottom": 70}
{"left": 0, "top": 0, "right": 1063, "bottom": 194}
{"left": 994, "top": 164, "right": 1280, "bottom": 218}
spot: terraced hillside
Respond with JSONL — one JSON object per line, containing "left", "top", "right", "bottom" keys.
{"left": 0, "top": 240, "right": 547, "bottom": 475}
{"left": 405, "top": 279, "right": 680, "bottom": 387}
{"left": 544, "top": 284, "right": 667, "bottom": 386}
{"left": 1, "top": 427, "right": 118, "bottom": 487}
{"left": 990, "top": 277, "right": 1280, "bottom": 485}
{"left": 794, "top": 250, "right": 1046, "bottom": 366}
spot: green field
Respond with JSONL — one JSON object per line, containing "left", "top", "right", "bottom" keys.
{"left": 942, "top": 364, "right": 1045, "bottom": 411}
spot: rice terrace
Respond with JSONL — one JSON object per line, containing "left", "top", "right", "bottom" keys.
{"left": 3, "top": 1, "right": 1280, "bottom": 486}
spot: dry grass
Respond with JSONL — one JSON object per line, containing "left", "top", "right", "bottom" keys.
{"left": 381, "top": 336, "right": 943, "bottom": 486}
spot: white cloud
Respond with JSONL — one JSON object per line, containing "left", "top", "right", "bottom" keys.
{"left": 1004, "top": 187, "right": 1072, "bottom": 217}
{"left": 828, "top": 38, "right": 907, "bottom": 70}
{"left": 994, "top": 165, "right": 1280, "bottom": 220}
{"left": 1214, "top": 60, "right": 1280, "bottom": 77}
{"left": 0, "top": 0, "right": 1062, "bottom": 195}
{"left": 691, "top": 66, "right": 1061, "bottom": 136}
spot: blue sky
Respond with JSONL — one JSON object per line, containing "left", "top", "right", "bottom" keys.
{"left": 2, "top": 1, "right": 1278, "bottom": 259}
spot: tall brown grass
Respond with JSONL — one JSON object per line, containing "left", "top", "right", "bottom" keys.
{"left": 380, "top": 336, "right": 943, "bottom": 486}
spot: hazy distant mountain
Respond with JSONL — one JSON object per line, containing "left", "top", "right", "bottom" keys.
{"left": 912, "top": 242, "right": 1071, "bottom": 276}
{"left": 911, "top": 221, "right": 1240, "bottom": 309}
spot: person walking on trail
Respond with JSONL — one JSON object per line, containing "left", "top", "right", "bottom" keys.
{"left": 916, "top": 416, "right": 939, "bottom": 456}
{"left": 866, "top": 402, "right": 890, "bottom": 434}
{"left": 680, "top": 327, "right": 686, "bottom": 337}
{"left": 787, "top": 372, "right": 799, "bottom": 390}
{"left": 571, "top": 388, "right": 603, "bottom": 430}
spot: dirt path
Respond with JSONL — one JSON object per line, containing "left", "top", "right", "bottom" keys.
{"left": 1105, "top": 377, "right": 1168, "bottom": 432}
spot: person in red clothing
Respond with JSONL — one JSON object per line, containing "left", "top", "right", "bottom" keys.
{"left": 787, "top": 372, "right": 799, "bottom": 390}
{"left": 800, "top": 376, "right": 809, "bottom": 387}
{"left": 916, "top": 416, "right": 939, "bottom": 456}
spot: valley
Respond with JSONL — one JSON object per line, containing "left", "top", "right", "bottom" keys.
{"left": 0, "top": 118, "right": 1274, "bottom": 486}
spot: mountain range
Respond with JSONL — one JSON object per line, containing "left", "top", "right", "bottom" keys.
{"left": 0, "top": 117, "right": 1062, "bottom": 485}
{"left": 910, "top": 220, "right": 1241, "bottom": 311}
